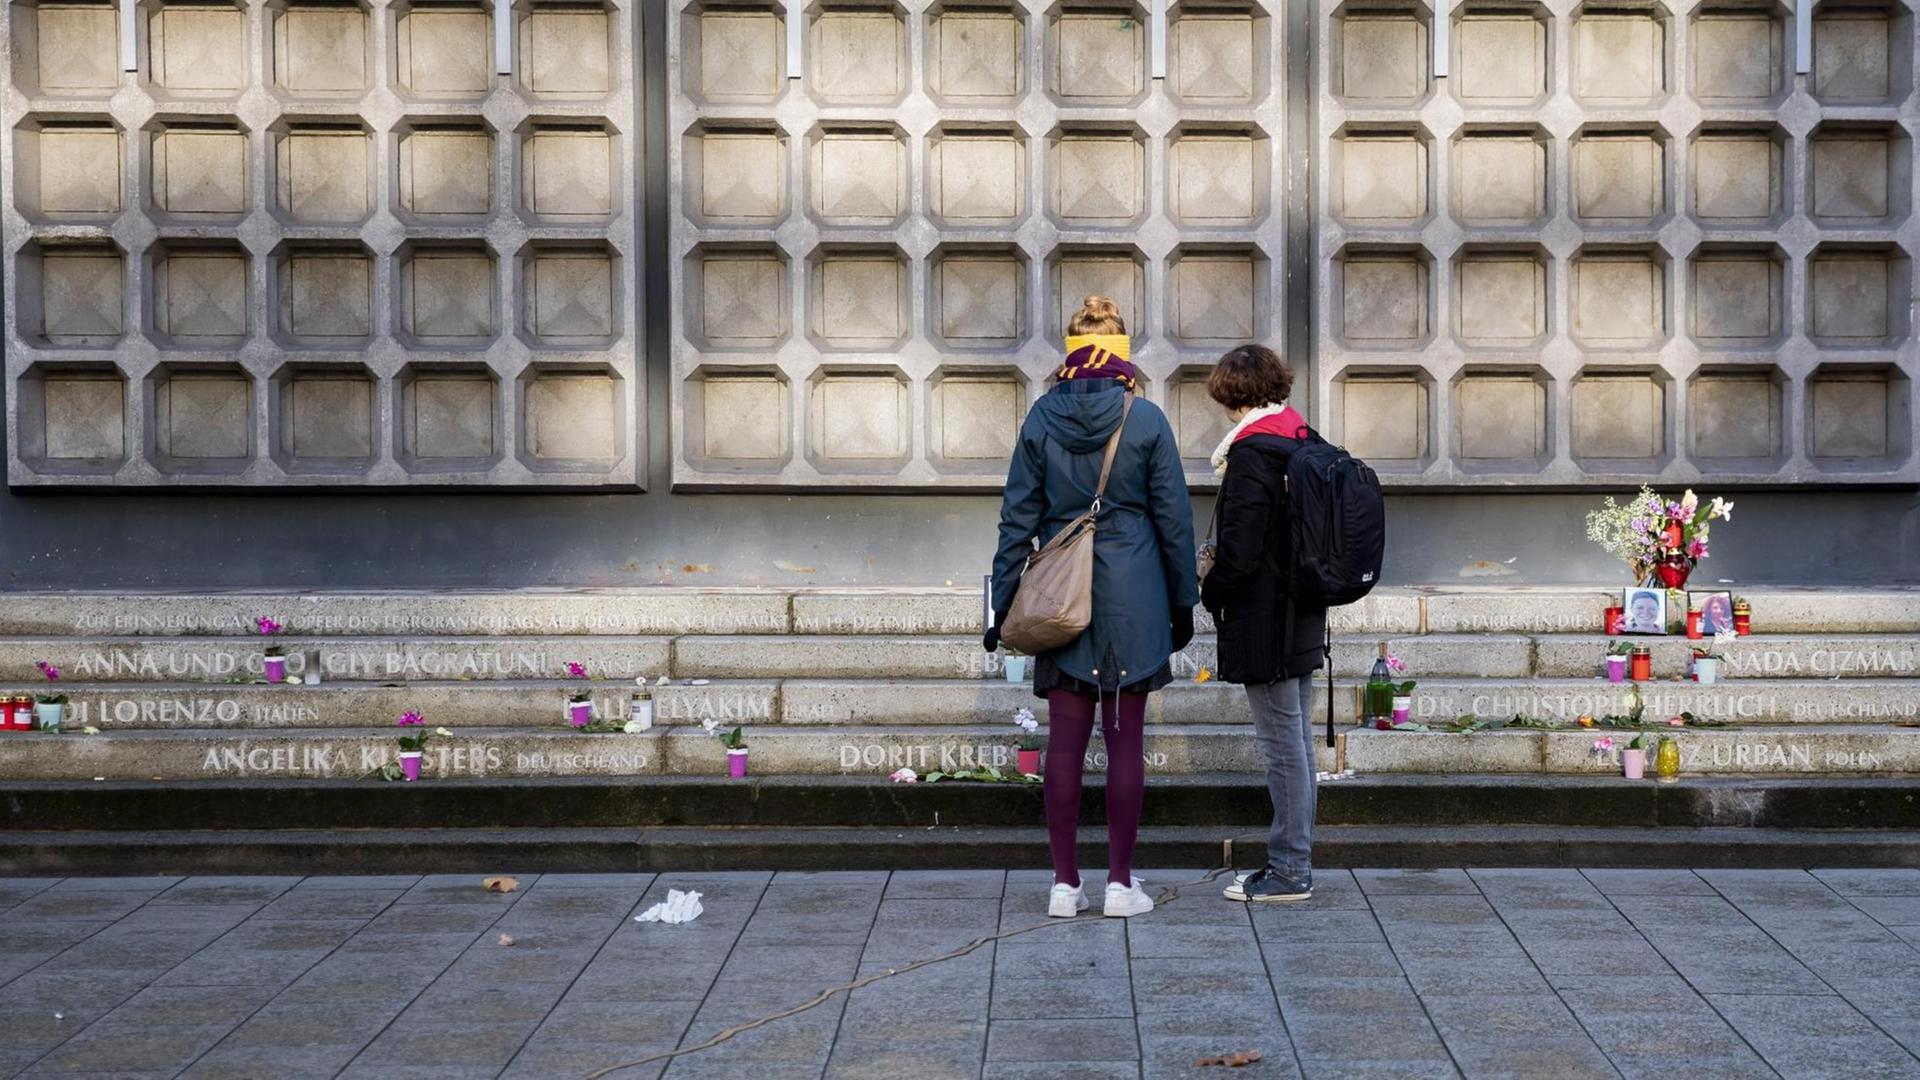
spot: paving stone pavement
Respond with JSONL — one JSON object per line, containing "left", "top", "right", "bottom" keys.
{"left": 3, "top": 868, "right": 1920, "bottom": 1079}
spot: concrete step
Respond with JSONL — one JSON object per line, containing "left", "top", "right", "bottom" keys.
{"left": 5, "top": 824, "right": 1919, "bottom": 875}
{"left": 13, "top": 633, "right": 1920, "bottom": 683}
{"left": 5, "top": 676, "right": 1917, "bottom": 731}
{"left": 10, "top": 585, "right": 1920, "bottom": 638}
{"left": 3, "top": 723, "right": 1916, "bottom": 779}
{"left": 8, "top": 775, "right": 1915, "bottom": 831}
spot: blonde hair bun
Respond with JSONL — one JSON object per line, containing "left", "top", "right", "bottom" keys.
{"left": 1068, "top": 294, "right": 1127, "bottom": 336}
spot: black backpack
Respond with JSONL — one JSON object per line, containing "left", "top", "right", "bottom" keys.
{"left": 1283, "top": 427, "right": 1385, "bottom": 608}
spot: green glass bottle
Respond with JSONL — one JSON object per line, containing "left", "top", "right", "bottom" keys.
{"left": 1364, "top": 642, "right": 1394, "bottom": 721}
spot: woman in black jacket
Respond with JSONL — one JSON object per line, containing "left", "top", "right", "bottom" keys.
{"left": 987, "top": 296, "right": 1199, "bottom": 920}
{"left": 1198, "top": 344, "right": 1327, "bottom": 903}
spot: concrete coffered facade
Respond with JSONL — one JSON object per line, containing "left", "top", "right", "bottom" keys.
{"left": 0, "top": 0, "right": 1916, "bottom": 587}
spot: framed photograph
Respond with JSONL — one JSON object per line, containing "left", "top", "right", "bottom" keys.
{"left": 1622, "top": 587, "right": 1667, "bottom": 635}
{"left": 1694, "top": 591, "right": 1735, "bottom": 636}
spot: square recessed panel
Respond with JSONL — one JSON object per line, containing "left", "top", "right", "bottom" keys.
{"left": 1692, "top": 134, "right": 1778, "bottom": 222}
{"left": 1811, "top": 135, "right": 1891, "bottom": 220}
{"left": 1055, "top": 12, "right": 1143, "bottom": 102}
{"left": 702, "top": 376, "right": 785, "bottom": 459}
{"left": 530, "top": 252, "right": 614, "bottom": 340}
{"left": 1810, "top": 373, "right": 1892, "bottom": 458}
{"left": 34, "top": 5, "right": 119, "bottom": 92}
{"left": 699, "top": 131, "right": 784, "bottom": 221}
{"left": 699, "top": 11, "right": 781, "bottom": 101}
{"left": 38, "top": 128, "right": 120, "bottom": 215}
{"left": 43, "top": 374, "right": 124, "bottom": 460}
{"left": 1054, "top": 256, "right": 1139, "bottom": 335}
{"left": 154, "top": 129, "right": 247, "bottom": 215}
{"left": 1812, "top": 11, "right": 1892, "bottom": 101}
{"left": 1457, "top": 256, "right": 1543, "bottom": 345}
{"left": 528, "top": 375, "right": 617, "bottom": 460}
{"left": 817, "top": 256, "right": 904, "bottom": 345}
{"left": 1573, "top": 137, "right": 1663, "bottom": 222}
{"left": 1342, "top": 257, "right": 1425, "bottom": 345}
{"left": 937, "top": 378, "right": 1021, "bottom": 460}
{"left": 816, "top": 375, "right": 905, "bottom": 459}
{"left": 932, "top": 136, "right": 1022, "bottom": 222}
{"left": 41, "top": 251, "right": 124, "bottom": 341}
{"left": 404, "top": 252, "right": 494, "bottom": 340}
{"left": 399, "top": 129, "right": 493, "bottom": 215}
{"left": 149, "top": 7, "right": 247, "bottom": 92}
{"left": 1456, "top": 375, "right": 1545, "bottom": 460}
{"left": 159, "top": 373, "right": 250, "bottom": 458}
{"left": 523, "top": 8, "right": 612, "bottom": 96}
{"left": 1169, "top": 13, "right": 1254, "bottom": 102}
{"left": 1339, "top": 137, "right": 1424, "bottom": 223}
{"left": 288, "top": 373, "right": 373, "bottom": 458}
{"left": 932, "top": 12, "right": 1021, "bottom": 100}
{"left": 1810, "top": 253, "right": 1892, "bottom": 341}
{"left": 1171, "top": 375, "right": 1231, "bottom": 455}
{"left": 526, "top": 129, "right": 613, "bottom": 217}
{"left": 1573, "top": 14, "right": 1662, "bottom": 103}
{"left": 1691, "top": 372, "right": 1779, "bottom": 459}
{"left": 1342, "top": 377, "right": 1426, "bottom": 460}
{"left": 156, "top": 253, "right": 248, "bottom": 340}
{"left": 287, "top": 253, "right": 372, "bottom": 339}
{"left": 1691, "top": 254, "right": 1778, "bottom": 344}
{"left": 1572, "top": 255, "right": 1662, "bottom": 345}
{"left": 1171, "top": 256, "right": 1255, "bottom": 342}
{"left": 1455, "top": 15, "right": 1545, "bottom": 104}
{"left": 1170, "top": 136, "right": 1255, "bottom": 223}
{"left": 281, "top": 131, "right": 369, "bottom": 221}
{"left": 275, "top": 6, "right": 368, "bottom": 92}
{"left": 1454, "top": 135, "right": 1543, "bottom": 224}
{"left": 1055, "top": 135, "right": 1142, "bottom": 223}
{"left": 937, "top": 255, "right": 1023, "bottom": 344}
{"left": 813, "top": 132, "right": 902, "bottom": 223}
{"left": 700, "top": 253, "right": 786, "bottom": 347}
{"left": 811, "top": 11, "right": 904, "bottom": 102}
{"left": 411, "top": 375, "right": 495, "bottom": 458}
{"left": 1339, "top": 15, "right": 1425, "bottom": 103}
{"left": 396, "top": 7, "right": 491, "bottom": 95}
{"left": 1573, "top": 375, "right": 1663, "bottom": 459}
{"left": 1694, "top": 14, "right": 1780, "bottom": 102}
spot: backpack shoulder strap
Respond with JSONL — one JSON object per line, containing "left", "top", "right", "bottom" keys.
{"left": 1090, "top": 393, "right": 1134, "bottom": 507}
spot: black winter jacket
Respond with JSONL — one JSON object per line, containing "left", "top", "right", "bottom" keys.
{"left": 1199, "top": 433, "right": 1328, "bottom": 684}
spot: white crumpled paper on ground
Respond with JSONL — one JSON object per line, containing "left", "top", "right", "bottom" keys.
{"left": 634, "top": 889, "right": 704, "bottom": 924}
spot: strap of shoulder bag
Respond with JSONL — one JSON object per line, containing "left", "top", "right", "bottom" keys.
{"left": 1088, "top": 393, "right": 1134, "bottom": 513}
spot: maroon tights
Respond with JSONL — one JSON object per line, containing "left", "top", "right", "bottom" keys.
{"left": 1044, "top": 689, "right": 1147, "bottom": 889}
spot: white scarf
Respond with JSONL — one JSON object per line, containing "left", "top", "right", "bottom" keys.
{"left": 1210, "top": 402, "right": 1289, "bottom": 477}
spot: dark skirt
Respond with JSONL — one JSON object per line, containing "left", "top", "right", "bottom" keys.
{"left": 1030, "top": 654, "right": 1173, "bottom": 700}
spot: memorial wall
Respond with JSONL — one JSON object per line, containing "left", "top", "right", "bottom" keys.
{"left": 0, "top": 0, "right": 1916, "bottom": 586}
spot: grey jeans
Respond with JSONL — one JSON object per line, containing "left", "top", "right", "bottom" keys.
{"left": 1245, "top": 674, "right": 1317, "bottom": 875}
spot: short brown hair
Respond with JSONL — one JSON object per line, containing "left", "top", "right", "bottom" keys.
{"left": 1067, "top": 295, "right": 1126, "bottom": 336}
{"left": 1206, "top": 344, "right": 1293, "bottom": 411}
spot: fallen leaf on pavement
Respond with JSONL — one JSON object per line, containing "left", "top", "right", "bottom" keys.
{"left": 1196, "top": 1051, "right": 1263, "bottom": 1068}
{"left": 482, "top": 876, "right": 519, "bottom": 893}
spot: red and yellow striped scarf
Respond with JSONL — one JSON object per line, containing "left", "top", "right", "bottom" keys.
{"left": 1055, "top": 334, "right": 1136, "bottom": 390}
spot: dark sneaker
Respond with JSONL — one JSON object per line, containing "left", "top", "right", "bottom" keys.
{"left": 1223, "top": 867, "right": 1312, "bottom": 903}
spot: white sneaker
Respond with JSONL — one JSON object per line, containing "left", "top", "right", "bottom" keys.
{"left": 1048, "top": 882, "right": 1089, "bottom": 918}
{"left": 1104, "top": 877, "right": 1154, "bottom": 918}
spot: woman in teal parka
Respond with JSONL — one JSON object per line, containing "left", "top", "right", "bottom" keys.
{"left": 985, "top": 296, "right": 1199, "bottom": 920}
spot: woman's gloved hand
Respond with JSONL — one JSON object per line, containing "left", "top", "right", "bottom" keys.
{"left": 983, "top": 609, "right": 1008, "bottom": 653}
{"left": 1171, "top": 607, "right": 1195, "bottom": 653}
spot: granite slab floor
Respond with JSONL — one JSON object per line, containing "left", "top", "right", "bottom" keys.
{"left": 3, "top": 867, "right": 1920, "bottom": 1079}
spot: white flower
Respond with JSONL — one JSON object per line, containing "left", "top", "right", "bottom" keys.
{"left": 889, "top": 767, "right": 918, "bottom": 783}
{"left": 1710, "top": 496, "right": 1734, "bottom": 522}
{"left": 286, "top": 675, "right": 303, "bottom": 685}
{"left": 623, "top": 719, "right": 646, "bottom": 734}
{"left": 656, "top": 675, "right": 671, "bottom": 686}
{"left": 1013, "top": 707, "right": 1038, "bottom": 733}
{"left": 701, "top": 718, "right": 718, "bottom": 733}
{"left": 434, "top": 727, "right": 453, "bottom": 737}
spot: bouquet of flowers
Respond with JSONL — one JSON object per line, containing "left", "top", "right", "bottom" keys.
{"left": 1585, "top": 486, "right": 1733, "bottom": 585}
